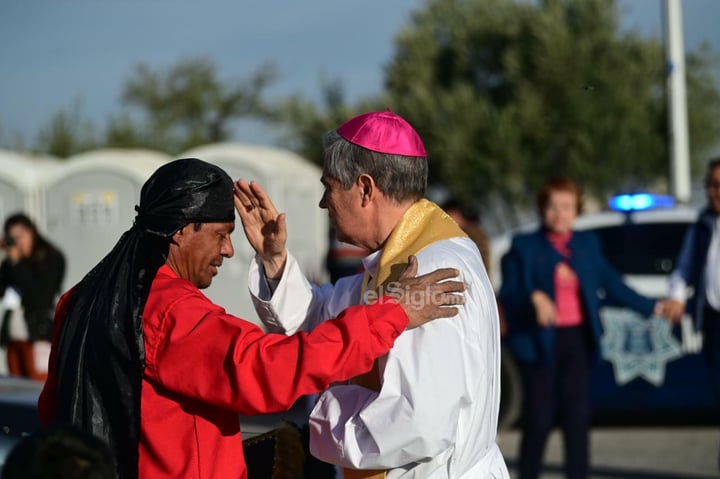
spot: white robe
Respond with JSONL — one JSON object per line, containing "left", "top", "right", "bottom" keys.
{"left": 249, "top": 236, "right": 509, "bottom": 478}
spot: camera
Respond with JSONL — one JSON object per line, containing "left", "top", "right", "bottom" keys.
{"left": 3, "top": 236, "right": 15, "bottom": 247}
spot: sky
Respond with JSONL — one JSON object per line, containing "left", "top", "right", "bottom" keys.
{"left": 1, "top": 0, "right": 719, "bottom": 149}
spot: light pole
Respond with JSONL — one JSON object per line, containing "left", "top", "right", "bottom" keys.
{"left": 663, "top": 0, "right": 691, "bottom": 203}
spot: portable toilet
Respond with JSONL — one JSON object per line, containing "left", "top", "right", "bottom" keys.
{"left": 0, "top": 149, "right": 62, "bottom": 230}
{"left": 43, "top": 149, "right": 171, "bottom": 292}
{"left": 178, "top": 143, "right": 328, "bottom": 323}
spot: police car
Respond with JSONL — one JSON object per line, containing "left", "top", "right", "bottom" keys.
{"left": 0, "top": 375, "right": 43, "bottom": 469}
{"left": 491, "top": 194, "right": 718, "bottom": 428}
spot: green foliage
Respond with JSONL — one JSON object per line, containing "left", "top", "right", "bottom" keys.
{"left": 383, "top": 0, "right": 720, "bottom": 210}
{"left": 110, "top": 58, "right": 277, "bottom": 154}
{"left": 19, "top": 58, "right": 279, "bottom": 157}
{"left": 273, "top": 79, "right": 388, "bottom": 166}
{"left": 19, "top": 0, "right": 720, "bottom": 213}
{"left": 686, "top": 43, "right": 720, "bottom": 170}
{"left": 35, "top": 100, "right": 98, "bottom": 158}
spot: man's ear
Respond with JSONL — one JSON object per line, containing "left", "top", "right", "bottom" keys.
{"left": 357, "top": 174, "right": 375, "bottom": 206}
{"left": 170, "top": 225, "right": 188, "bottom": 246}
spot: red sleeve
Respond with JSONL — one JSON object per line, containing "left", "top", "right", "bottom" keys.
{"left": 145, "top": 294, "right": 407, "bottom": 416}
{"left": 38, "top": 288, "right": 75, "bottom": 425}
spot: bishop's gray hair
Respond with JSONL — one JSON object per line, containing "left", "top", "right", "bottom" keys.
{"left": 322, "top": 130, "right": 427, "bottom": 204}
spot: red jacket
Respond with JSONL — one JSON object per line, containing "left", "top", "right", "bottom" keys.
{"left": 40, "top": 265, "right": 407, "bottom": 478}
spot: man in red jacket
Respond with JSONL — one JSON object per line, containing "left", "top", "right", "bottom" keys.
{"left": 38, "top": 158, "right": 464, "bottom": 479}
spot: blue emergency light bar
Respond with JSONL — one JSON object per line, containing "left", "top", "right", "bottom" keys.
{"left": 608, "top": 193, "right": 676, "bottom": 212}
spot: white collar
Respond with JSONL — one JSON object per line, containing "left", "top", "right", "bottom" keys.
{"left": 361, "top": 249, "right": 382, "bottom": 278}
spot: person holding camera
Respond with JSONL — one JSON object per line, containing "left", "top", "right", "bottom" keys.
{"left": 0, "top": 213, "right": 65, "bottom": 381}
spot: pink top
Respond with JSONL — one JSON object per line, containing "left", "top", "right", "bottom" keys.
{"left": 547, "top": 232, "right": 583, "bottom": 327}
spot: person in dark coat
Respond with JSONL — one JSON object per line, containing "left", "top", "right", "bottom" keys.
{"left": 663, "top": 157, "right": 720, "bottom": 470}
{"left": 0, "top": 213, "right": 65, "bottom": 381}
{"left": 499, "top": 177, "right": 668, "bottom": 479}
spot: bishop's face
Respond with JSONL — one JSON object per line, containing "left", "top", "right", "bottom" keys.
{"left": 319, "top": 174, "right": 367, "bottom": 247}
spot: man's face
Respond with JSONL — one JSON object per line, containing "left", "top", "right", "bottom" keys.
{"left": 319, "top": 174, "right": 364, "bottom": 245}
{"left": 706, "top": 166, "right": 720, "bottom": 214}
{"left": 174, "top": 222, "right": 235, "bottom": 289}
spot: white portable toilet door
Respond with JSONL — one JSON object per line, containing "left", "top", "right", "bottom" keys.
{"left": 44, "top": 172, "right": 141, "bottom": 293}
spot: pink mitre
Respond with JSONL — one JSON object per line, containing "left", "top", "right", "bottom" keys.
{"left": 336, "top": 110, "right": 427, "bottom": 158}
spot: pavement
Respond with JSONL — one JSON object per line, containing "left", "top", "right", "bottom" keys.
{"left": 496, "top": 427, "right": 719, "bottom": 479}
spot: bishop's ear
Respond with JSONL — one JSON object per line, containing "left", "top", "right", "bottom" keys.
{"left": 357, "top": 174, "right": 375, "bottom": 205}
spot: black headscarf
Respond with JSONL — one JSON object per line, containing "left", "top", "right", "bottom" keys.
{"left": 52, "top": 158, "right": 235, "bottom": 479}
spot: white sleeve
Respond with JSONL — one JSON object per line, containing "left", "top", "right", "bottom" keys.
{"left": 309, "top": 321, "right": 466, "bottom": 469}
{"left": 667, "top": 270, "right": 688, "bottom": 303}
{"left": 667, "top": 224, "right": 697, "bottom": 303}
{"left": 308, "top": 238, "right": 502, "bottom": 471}
{"left": 248, "top": 251, "right": 364, "bottom": 334}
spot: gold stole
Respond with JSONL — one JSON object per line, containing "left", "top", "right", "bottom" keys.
{"left": 343, "top": 199, "right": 467, "bottom": 479}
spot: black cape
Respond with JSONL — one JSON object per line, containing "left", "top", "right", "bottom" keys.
{"left": 52, "top": 158, "right": 235, "bottom": 479}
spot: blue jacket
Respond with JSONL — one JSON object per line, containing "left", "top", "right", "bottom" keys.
{"left": 499, "top": 228, "right": 656, "bottom": 365}
{"left": 672, "top": 207, "right": 717, "bottom": 330}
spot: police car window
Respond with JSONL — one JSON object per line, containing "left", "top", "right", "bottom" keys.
{"left": 591, "top": 223, "right": 690, "bottom": 275}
